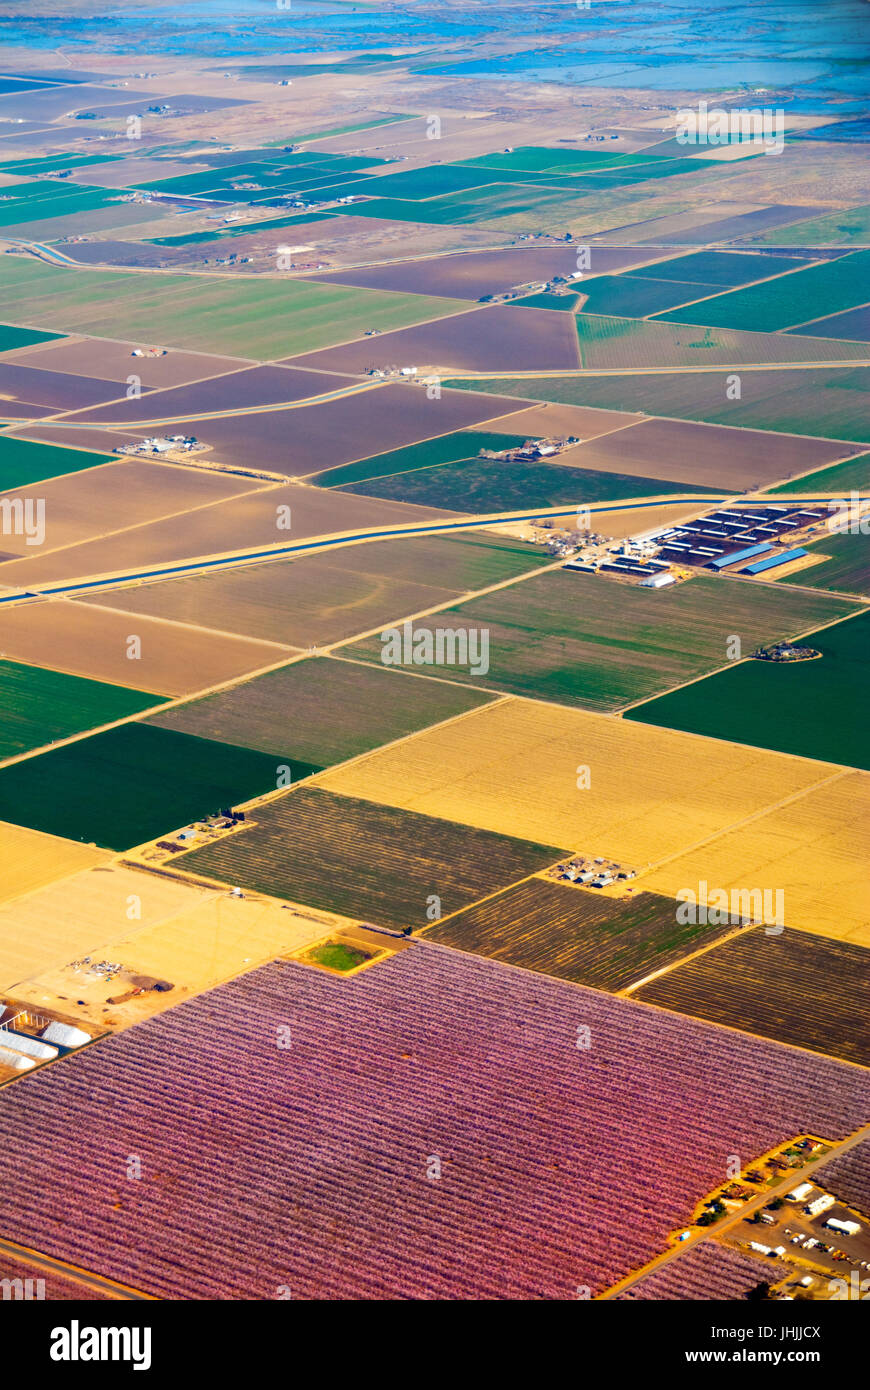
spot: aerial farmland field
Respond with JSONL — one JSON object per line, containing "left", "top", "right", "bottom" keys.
{"left": 318, "top": 696, "right": 828, "bottom": 865}
{"left": 0, "top": 819, "right": 109, "bottom": 906}
{"left": 0, "top": 658, "right": 159, "bottom": 760}
{"left": 780, "top": 529, "right": 870, "bottom": 597}
{"left": 149, "top": 655, "right": 494, "bottom": 763}
{"left": 346, "top": 569, "right": 855, "bottom": 710}
{"left": 0, "top": 435, "right": 113, "bottom": 491}
{"left": 635, "top": 927, "right": 870, "bottom": 1068}
{"left": 425, "top": 878, "right": 732, "bottom": 991}
{"left": 0, "top": 949, "right": 864, "bottom": 1299}
{"left": 618, "top": 1243, "right": 786, "bottom": 1302}
{"left": 449, "top": 367, "right": 870, "bottom": 444}
{"left": 179, "top": 785, "right": 564, "bottom": 927}
{"left": 0, "top": 723, "right": 301, "bottom": 851}
{"left": 574, "top": 315, "right": 863, "bottom": 371}
{"left": 627, "top": 610, "right": 870, "bottom": 770}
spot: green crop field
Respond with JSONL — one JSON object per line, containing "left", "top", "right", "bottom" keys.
{"left": 782, "top": 529, "right": 870, "bottom": 596}
{"left": 148, "top": 212, "right": 333, "bottom": 248}
{"left": 425, "top": 878, "right": 733, "bottom": 991}
{"left": 574, "top": 315, "right": 859, "bottom": 370}
{"left": 630, "top": 250, "right": 813, "bottom": 286}
{"left": 177, "top": 786, "right": 564, "bottom": 928}
{"left": 460, "top": 145, "right": 668, "bottom": 174}
{"left": 0, "top": 660, "right": 161, "bottom": 761}
{"left": 0, "top": 256, "right": 470, "bottom": 359}
{"left": 0, "top": 723, "right": 303, "bottom": 850}
{"left": 751, "top": 204, "right": 870, "bottom": 248}
{"left": 313, "top": 429, "right": 529, "bottom": 488}
{"left": 449, "top": 367, "right": 870, "bottom": 443}
{"left": 575, "top": 275, "right": 722, "bottom": 318}
{"left": 626, "top": 609, "right": 870, "bottom": 769}
{"left": 635, "top": 927, "right": 870, "bottom": 1068}
{"left": 653, "top": 249, "right": 870, "bottom": 333}
{"left": 346, "top": 569, "right": 853, "bottom": 711}
{"left": 149, "top": 655, "right": 493, "bottom": 764}
{"left": 0, "top": 323, "right": 63, "bottom": 353}
{"left": 0, "top": 436, "right": 113, "bottom": 490}
{"left": 770, "top": 452, "right": 870, "bottom": 495}
{"left": 338, "top": 454, "right": 714, "bottom": 512}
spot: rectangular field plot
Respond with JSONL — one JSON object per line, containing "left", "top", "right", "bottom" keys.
{"left": 0, "top": 360, "right": 135, "bottom": 412}
{"left": 0, "top": 659, "right": 159, "bottom": 761}
{"left": 627, "top": 611, "right": 870, "bottom": 770}
{"left": 787, "top": 304, "right": 870, "bottom": 343}
{"left": 80, "top": 532, "right": 548, "bottom": 648}
{"left": 0, "top": 724, "right": 302, "bottom": 851}
{"left": 0, "top": 820, "right": 109, "bottom": 907}
{"left": 0, "top": 256, "right": 470, "bottom": 359}
{"left": 0, "top": 948, "right": 864, "bottom": 1299}
{"left": 629, "top": 250, "right": 814, "bottom": 287}
{"left": 0, "top": 599, "right": 293, "bottom": 696}
{"left": 302, "top": 245, "right": 668, "bottom": 300}
{"left": 317, "top": 698, "right": 828, "bottom": 868}
{"left": 283, "top": 304, "right": 581, "bottom": 375}
{"left": 178, "top": 787, "right": 564, "bottom": 929}
{"left": 0, "top": 482, "right": 454, "bottom": 591}
{"left": 573, "top": 276, "right": 724, "bottom": 318}
{"left": 4, "top": 338, "right": 247, "bottom": 389}
{"left": 448, "top": 369, "right": 870, "bottom": 444}
{"left": 644, "top": 771, "right": 870, "bottom": 945}
{"left": 425, "top": 879, "right": 732, "bottom": 992}
{"left": 347, "top": 570, "right": 854, "bottom": 711}
{"left": 0, "top": 435, "right": 112, "bottom": 490}
{"left": 149, "top": 655, "right": 493, "bottom": 765}
{"left": 781, "top": 529, "right": 870, "bottom": 597}
{"left": 653, "top": 250, "right": 870, "bottom": 333}
{"left": 72, "top": 365, "right": 356, "bottom": 427}
{"left": 635, "top": 927, "right": 870, "bottom": 1068}
{"left": 312, "top": 428, "right": 528, "bottom": 488}
{"left": 574, "top": 315, "right": 863, "bottom": 371}
{"left": 0, "top": 322, "right": 63, "bottom": 354}
{"left": 548, "top": 417, "right": 854, "bottom": 490}
{"left": 770, "top": 452, "right": 870, "bottom": 495}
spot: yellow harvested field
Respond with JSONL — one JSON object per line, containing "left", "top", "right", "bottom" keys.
{"left": 0, "top": 597, "right": 294, "bottom": 696}
{"left": 316, "top": 697, "right": 831, "bottom": 867}
{"left": 20, "top": 881, "right": 352, "bottom": 1029}
{"left": 0, "top": 820, "right": 109, "bottom": 909}
{"left": 0, "top": 862, "right": 210, "bottom": 990}
{"left": 645, "top": 770, "right": 870, "bottom": 945}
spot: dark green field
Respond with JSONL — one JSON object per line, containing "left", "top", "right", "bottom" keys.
{"left": 313, "top": 429, "right": 528, "bottom": 488}
{"left": 425, "top": 878, "right": 732, "bottom": 991}
{"left": 0, "top": 724, "right": 306, "bottom": 850}
{"left": 346, "top": 570, "right": 854, "bottom": 711}
{"left": 770, "top": 452, "right": 870, "bottom": 494}
{"left": 782, "top": 529, "right": 870, "bottom": 596}
{"left": 627, "top": 610, "right": 870, "bottom": 769}
{"left": 178, "top": 786, "right": 564, "bottom": 928}
{"left": 0, "top": 323, "right": 63, "bottom": 353}
{"left": 0, "top": 436, "right": 113, "bottom": 490}
{"left": 0, "top": 660, "right": 161, "bottom": 761}
{"left": 631, "top": 250, "right": 812, "bottom": 286}
{"left": 448, "top": 368, "right": 870, "bottom": 443}
{"left": 575, "top": 274, "right": 721, "bottom": 318}
{"left": 149, "top": 655, "right": 493, "bottom": 764}
{"left": 653, "top": 249, "right": 870, "bottom": 333}
{"left": 339, "top": 454, "right": 714, "bottom": 512}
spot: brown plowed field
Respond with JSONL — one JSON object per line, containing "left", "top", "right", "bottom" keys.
{"left": 426, "top": 878, "right": 732, "bottom": 991}
{"left": 302, "top": 245, "right": 670, "bottom": 299}
{"left": 177, "top": 785, "right": 565, "bottom": 929}
{"left": 282, "top": 304, "right": 581, "bottom": 375}
{"left": 0, "top": 483, "right": 455, "bottom": 588}
{"left": 0, "top": 361, "right": 132, "bottom": 411}
{"left": 5, "top": 337, "right": 248, "bottom": 388}
{"left": 551, "top": 417, "right": 861, "bottom": 489}
{"left": 0, "top": 598, "right": 294, "bottom": 696}
{"left": 635, "top": 926, "right": 870, "bottom": 1067}
{"left": 470, "top": 400, "right": 639, "bottom": 443}
{"left": 0, "top": 458, "right": 265, "bottom": 559}
{"left": 71, "top": 365, "right": 358, "bottom": 426}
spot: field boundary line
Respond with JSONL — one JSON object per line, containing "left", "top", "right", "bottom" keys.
{"left": 779, "top": 295, "right": 870, "bottom": 334}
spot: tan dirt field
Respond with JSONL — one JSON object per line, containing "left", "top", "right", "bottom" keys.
{"left": 0, "top": 862, "right": 212, "bottom": 991}
{"left": 549, "top": 418, "right": 860, "bottom": 490}
{"left": 0, "top": 598, "right": 294, "bottom": 696}
{"left": 0, "top": 483, "right": 456, "bottom": 588}
{"left": 0, "top": 820, "right": 110, "bottom": 909}
{"left": 19, "top": 887, "right": 356, "bottom": 1030}
{"left": 644, "top": 770, "right": 870, "bottom": 945}
{"left": 4, "top": 337, "right": 249, "bottom": 388}
{"left": 0, "top": 459, "right": 267, "bottom": 559}
{"left": 315, "top": 696, "right": 832, "bottom": 868}
{"left": 469, "top": 401, "right": 640, "bottom": 443}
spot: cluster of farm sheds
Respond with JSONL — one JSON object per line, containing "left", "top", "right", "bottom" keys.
{"left": 564, "top": 502, "right": 828, "bottom": 587}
